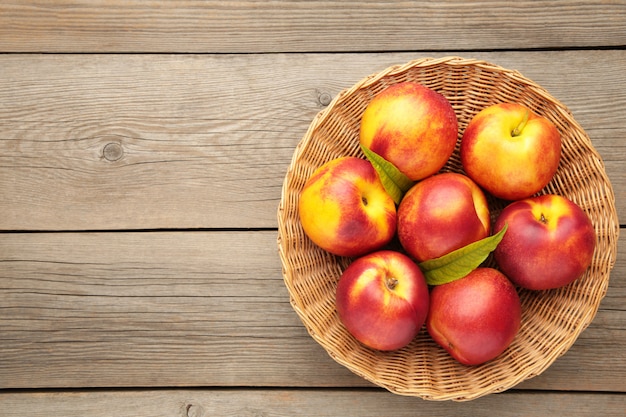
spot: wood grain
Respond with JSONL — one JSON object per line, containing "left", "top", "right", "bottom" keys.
{"left": 1, "top": 231, "right": 624, "bottom": 391}
{"left": 2, "top": 0, "right": 624, "bottom": 412}
{"left": 1, "top": 51, "right": 624, "bottom": 230}
{"left": 1, "top": 389, "right": 626, "bottom": 416}
{"left": 1, "top": 1, "right": 625, "bottom": 53}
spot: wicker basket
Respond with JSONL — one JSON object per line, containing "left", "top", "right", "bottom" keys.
{"left": 277, "top": 56, "right": 619, "bottom": 401}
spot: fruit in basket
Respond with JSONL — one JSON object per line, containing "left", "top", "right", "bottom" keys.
{"left": 397, "top": 172, "right": 491, "bottom": 262}
{"left": 460, "top": 102, "right": 561, "bottom": 200}
{"left": 493, "top": 194, "right": 596, "bottom": 290}
{"left": 426, "top": 267, "right": 521, "bottom": 366}
{"left": 335, "top": 250, "right": 430, "bottom": 351}
{"left": 359, "top": 82, "right": 458, "bottom": 181}
{"left": 298, "top": 156, "right": 396, "bottom": 258}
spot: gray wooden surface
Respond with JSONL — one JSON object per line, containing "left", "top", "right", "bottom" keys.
{"left": 1, "top": 1, "right": 624, "bottom": 415}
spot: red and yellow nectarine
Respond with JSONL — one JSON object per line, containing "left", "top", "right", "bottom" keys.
{"left": 460, "top": 102, "right": 561, "bottom": 200}
{"left": 397, "top": 172, "right": 491, "bottom": 262}
{"left": 299, "top": 156, "right": 396, "bottom": 258}
{"left": 360, "top": 82, "right": 458, "bottom": 181}
{"left": 494, "top": 194, "right": 596, "bottom": 290}
{"left": 427, "top": 267, "right": 521, "bottom": 366}
{"left": 336, "top": 250, "right": 430, "bottom": 351}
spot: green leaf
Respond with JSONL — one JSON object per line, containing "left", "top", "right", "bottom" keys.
{"left": 360, "top": 145, "right": 414, "bottom": 204}
{"left": 419, "top": 223, "right": 508, "bottom": 286}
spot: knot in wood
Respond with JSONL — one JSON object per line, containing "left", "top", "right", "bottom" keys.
{"left": 103, "top": 142, "right": 124, "bottom": 162}
{"left": 318, "top": 91, "right": 332, "bottom": 106}
{"left": 185, "top": 403, "right": 206, "bottom": 417}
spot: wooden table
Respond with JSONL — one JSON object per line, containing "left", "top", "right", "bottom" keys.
{"left": 1, "top": 1, "right": 624, "bottom": 415}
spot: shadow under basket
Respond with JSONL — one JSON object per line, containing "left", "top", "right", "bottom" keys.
{"left": 277, "top": 56, "right": 619, "bottom": 401}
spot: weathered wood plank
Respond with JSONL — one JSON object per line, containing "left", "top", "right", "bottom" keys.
{"left": 1, "top": 389, "right": 625, "bottom": 416}
{"left": 1, "top": 51, "right": 624, "bottom": 230}
{"left": 1, "top": 1, "right": 625, "bottom": 53}
{"left": 0, "top": 230, "right": 624, "bottom": 391}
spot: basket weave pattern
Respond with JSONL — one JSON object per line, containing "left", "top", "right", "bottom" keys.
{"left": 277, "top": 57, "right": 619, "bottom": 401}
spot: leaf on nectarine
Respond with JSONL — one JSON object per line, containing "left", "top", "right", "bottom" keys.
{"left": 419, "top": 224, "right": 508, "bottom": 286}
{"left": 360, "top": 144, "right": 414, "bottom": 204}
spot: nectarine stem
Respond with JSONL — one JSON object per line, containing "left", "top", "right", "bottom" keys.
{"left": 512, "top": 109, "right": 530, "bottom": 136}
{"left": 386, "top": 277, "right": 398, "bottom": 290}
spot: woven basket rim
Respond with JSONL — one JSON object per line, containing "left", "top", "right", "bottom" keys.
{"left": 277, "top": 56, "right": 620, "bottom": 401}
